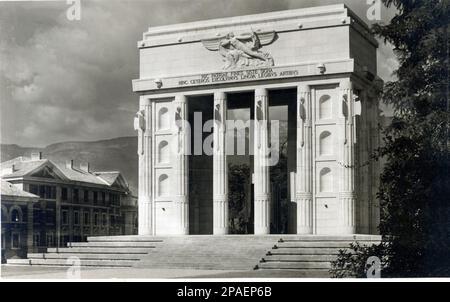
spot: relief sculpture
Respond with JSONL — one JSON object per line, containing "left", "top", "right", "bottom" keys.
{"left": 202, "top": 30, "right": 276, "bottom": 70}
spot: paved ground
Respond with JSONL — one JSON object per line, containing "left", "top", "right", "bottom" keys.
{"left": 0, "top": 265, "right": 330, "bottom": 280}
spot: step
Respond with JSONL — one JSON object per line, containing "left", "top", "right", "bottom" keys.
{"left": 262, "top": 254, "right": 336, "bottom": 262}
{"left": 26, "top": 258, "right": 136, "bottom": 267}
{"left": 27, "top": 253, "right": 143, "bottom": 260}
{"left": 278, "top": 235, "right": 381, "bottom": 242}
{"left": 258, "top": 261, "right": 331, "bottom": 270}
{"left": 87, "top": 236, "right": 164, "bottom": 242}
{"left": 267, "top": 248, "right": 342, "bottom": 255}
{"left": 47, "top": 247, "right": 153, "bottom": 254}
{"left": 275, "top": 241, "right": 374, "bottom": 248}
{"left": 7, "top": 259, "right": 31, "bottom": 265}
{"left": 67, "top": 241, "right": 159, "bottom": 248}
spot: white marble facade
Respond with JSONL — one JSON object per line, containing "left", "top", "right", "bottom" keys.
{"left": 132, "top": 4, "right": 382, "bottom": 235}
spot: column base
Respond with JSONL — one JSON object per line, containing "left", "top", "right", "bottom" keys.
{"left": 297, "top": 226, "right": 313, "bottom": 235}
{"left": 213, "top": 227, "right": 228, "bottom": 235}
{"left": 254, "top": 226, "right": 270, "bottom": 235}
{"left": 340, "top": 226, "right": 356, "bottom": 235}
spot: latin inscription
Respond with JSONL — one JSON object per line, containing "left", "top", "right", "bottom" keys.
{"left": 178, "top": 68, "right": 299, "bottom": 87}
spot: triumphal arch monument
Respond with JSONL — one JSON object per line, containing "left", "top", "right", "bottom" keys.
{"left": 132, "top": 4, "right": 382, "bottom": 236}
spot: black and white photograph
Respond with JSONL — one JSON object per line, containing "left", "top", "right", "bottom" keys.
{"left": 0, "top": 0, "right": 449, "bottom": 287}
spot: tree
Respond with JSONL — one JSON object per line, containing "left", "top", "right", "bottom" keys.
{"left": 331, "top": 0, "right": 450, "bottom": 277}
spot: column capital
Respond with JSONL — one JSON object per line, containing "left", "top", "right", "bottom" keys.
{"left": 297, "top": 84, "right": 311, "bottom": 93}
{"left": 214, "top": 91, "right": 226, "bottom": 100}
{"left": 175, "top": 94, "right": 187, "bottom": 103}
{"left": 340, "top": 79, "right": 353, "bottom": 91}
{"left": 255, "top": 87, "right": 268, "bottom": 97}
{"left": 139, "top": 95, "right": 151, "bottom": 106}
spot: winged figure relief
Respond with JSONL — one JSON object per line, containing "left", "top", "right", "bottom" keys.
{"left": 202, "top": 30, "right": 276, "bottom": 69}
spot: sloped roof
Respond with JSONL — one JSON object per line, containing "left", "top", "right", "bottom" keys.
{"left": 93, "top": 171, "right": 121, "bottom": 185}
{"left": 1, "top": 157, "right": 129, "bottom": 190}
{"left": 1, "top": 180, "right": 39, "bottom": 199}
{"left": 1, "top": 159, "right": 48, "bottom": 178}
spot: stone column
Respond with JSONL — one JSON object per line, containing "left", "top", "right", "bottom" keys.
{"left": 213, "top": 91, "right": 228, "bottom": 235}
{"left": 134, "top": 96, "right": 153, "bottom": 235}
{"left": 339, "top": 80, "right": 357, "bottom": 234}
{"left": 174, "top": 94, "right": 189, "bottom": 235}
{"left": 296, "top": 84, "right": 313, "bottom": 234}
{"left": 254, "top": 88, "right": 271, "bottom": 235}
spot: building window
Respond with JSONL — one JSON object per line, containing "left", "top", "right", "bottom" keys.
{"left": 62, "top": 210, "right": 69, "bottom": 225}
{"left": 33, "top": 233, "right": 40, "bottom": 247}
{"left": 93, "top": 192, "right": 98, "bottom": 203}
{"left": 73, "top": 189, "right": 79, "bottom": 202}
{"left": 83, "top": 190, "right": 89, "bottom": 202}
{"left": 10, "top": 208, "right": 21, "bottom": 223}
{"left": 83, "top": 212, "right": 90, "bottom": 225}
{"left": 1, "top": 232, "right": 5, "bottom": 249}
{"left": 94, "top": 213, "right": 99, "bottom": 226}
{"left": 46, "top": 233, "right": 54, "bottom": 247}
{"left": 110, "top": 215, "right": 115, "bottom": 226}
{"left": 74, "top": 211, "right": 80, "bottom": 225}
{"left": 102, "top": 213, "right": 107, "bottom": 227}
{"left": 38, "top": 185, "right": 56, "bottom": 199}
{"left": 11, "top": 233, "right": 20, "bottom": 249}
{"left": 46, "top": 211, "right": 55, "bottom": 224}
{"left": 29, "top": 184, "right": 39, "bottom": 195}
{"left": 1, "top": 207, "right": 8, "bottom": 222}
{"left": 61, "top": 187, "right": 68, "bottom": 201}
{"left": 101, "top": 192, "right": 106, "bottom": 204}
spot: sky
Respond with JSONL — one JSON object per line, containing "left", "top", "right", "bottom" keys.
{"left": 0, "top": 0, "right": 398, "bottom": 147}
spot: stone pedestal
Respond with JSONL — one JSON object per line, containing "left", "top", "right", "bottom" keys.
{"left": 213, "top": 91, "right": 228, "bottom": 235}
{"left": 254, "top": 88, "right": 271, "bottom": 235}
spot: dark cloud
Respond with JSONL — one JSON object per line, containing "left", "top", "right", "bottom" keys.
{"left": 0, "top": 0, "right": 397, "bottom": 147}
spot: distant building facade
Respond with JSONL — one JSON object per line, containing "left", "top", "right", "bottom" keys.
{"left": 1, "top": 152, "right": 137, "bottom": 261}
{"left": 1, "top": 180, "right": 38, "bottom": 262}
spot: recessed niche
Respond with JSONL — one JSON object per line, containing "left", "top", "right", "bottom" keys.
{"left": 319, "top": 94, "right": 332, "bottom": 119}
{"left": 319, "top": 131, "right": 333, "bottom": 156}
{"left": 319, "top": 167, "right": 333, "bottom": 193}
{"left": 158, "top": 141, "right": 170, "bottom": 164}
{"left": 158, "top": 107, "right": 169, "bottom": 130}
{"left": 158, "top": 174, "right": 170, "bottom": 197}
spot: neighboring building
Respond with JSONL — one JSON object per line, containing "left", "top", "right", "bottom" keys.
{"left": 132, "top": 5, "right": 383, "bottom": 236}
{"left": 1, "top": 180, "right": 39, "bottom": 262}
{"left": 1, "top": 152, "right": 137, "bottom": 260}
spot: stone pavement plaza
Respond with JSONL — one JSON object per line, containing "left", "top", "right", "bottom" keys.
{"left": 1, "top": 265, "right": 329, "bottom": 279}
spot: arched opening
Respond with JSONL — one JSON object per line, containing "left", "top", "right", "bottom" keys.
{"left": 10, "top": 207, "right": 22, "bottom": 223}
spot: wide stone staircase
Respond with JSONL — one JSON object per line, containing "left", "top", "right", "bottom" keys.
{"left": 256, "top": 235, "right": 381, "bottom": 272}
{"left": 7, "top": 236, "right": 163, "bottom": 267}
{"left": 6, "top": 235, "right": 380, "bottom": 273}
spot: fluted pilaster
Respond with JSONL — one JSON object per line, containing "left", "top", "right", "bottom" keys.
{"left": 173, "top": 94, "right": 189, "bottom": 235}
{"left": 135, "top": 96, "right": 153, "bottom": 235}
{"left": 213, "top": 91, "right": 228, "bottom": 235}
{"left": 339, "top": 80, "right": 356, "bottom": 234}
{"left": 296, "top": 84, "right": 313, "bottom": 234}
{"left": 254, "top": 88, "right": 271, "bottom": 235}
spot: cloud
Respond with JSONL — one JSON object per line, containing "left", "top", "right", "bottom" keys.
{"left": 0, "top": 0, "right": 398, "bottom": 147}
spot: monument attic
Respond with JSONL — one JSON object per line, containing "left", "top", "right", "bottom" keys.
{"left": 132, "top": 4, "right": 383, "bottom": 236}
